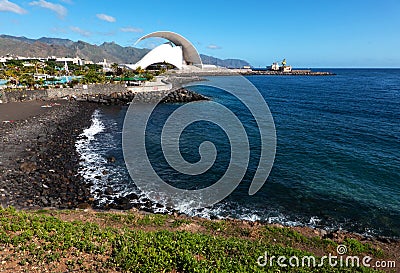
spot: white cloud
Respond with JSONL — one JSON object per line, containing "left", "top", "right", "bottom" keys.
{"left": 97, "top": 30, "right": 116, "bottom": 36}
{"left": 60, "top": 0, "right": 72, "bottom": 4}
{"left": 0, "top": 0, "right": 27, "bottom": 14}
{"left": 50, "top": 26, "right": 67, "bottom": 34}
{"left": 207, "top": 44, "right": 222, "bottom": 50}
{"left": 29, "top": 0, "right": 67, "bottom": 18}
{"left": 120, "top": 27, "right": 143, "bottom": 33}
{"left": 96, "top": 13, "right": 116, "bottom": 23}
{"left": 70, "top": 26, "right": 90, "bottom": 37}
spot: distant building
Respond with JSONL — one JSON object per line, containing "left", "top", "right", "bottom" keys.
{"left": 97, "top": 59, "right": 112, "bottom": 72}
{"left": 279, "top": 58, "right": 292, "bottom": 72}
{"left": 54, "top": 57, "right": 84, "bottom": 66}
{"left": 23, "top": 62, "right": 34, "bottom": 67}
{"left": 280, "top": 66, "right": 292, "bottom": 72}
{"left": 34, "top": 74, "right": 49, "bottom": 81}
{"left": 268, "top": 62, "right": 280, "bottom": 71}
{"left": 83, "top": 60, "right": 94, "bottom": 65}
{"left": 268, "top": 59, "right": 292, "bottom": 72}
{"left": 0, "top": 55, "right": 95, "bottom": 66}
{"left": 125, "top": 31, "right": 203, "bottom": 70}
{"left": 0, "top": 56, "right": 13, "bottom": 63}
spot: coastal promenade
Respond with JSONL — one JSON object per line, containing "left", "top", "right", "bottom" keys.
{"left": 0, "top": 69, "right": 334, "bottom": 104}
{"left": 0, "top": 75, "right": 206, "bottom": 105}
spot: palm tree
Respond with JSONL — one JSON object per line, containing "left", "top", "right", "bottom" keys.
{"left": 111, "top": 63, "right": 119, "bottom": 74}
{"left": 135, "top": 66, "right": 145, "bottom": 75}
{"left": 19, "top": 73, "right": 35, "bottom": 89}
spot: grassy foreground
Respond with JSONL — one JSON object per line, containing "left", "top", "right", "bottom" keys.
{"left": 0, "top": 207, "right": 395, "bottom": 272}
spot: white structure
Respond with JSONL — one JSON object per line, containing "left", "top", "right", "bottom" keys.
{"left": 281, "top": 66, "right": 292, "bottom": 72}
{"left": 268, "top": 61, "right": 292, "bottom": 72}
{"left": 55, "top": 57, "right": 84, "bottom": 66}
{"left": 33, "top": 74, "right": 48, "bottom": 81}
{"left": 130, "top": 43, "right": 184, "bottom": 70}
{"left": 0, "top": 55, "right": 96, "bottom": 66}
{"left": 269, "top": 62, "right": 280, "bottom": 71}
{"left": 64, "top": 61, "right": 69, "bottom": 73}
{"left": 97, "top": 59, "right": 113, "bottom": 72}
{"left": 126, "top": 31, "right": 203, "bottom": 70}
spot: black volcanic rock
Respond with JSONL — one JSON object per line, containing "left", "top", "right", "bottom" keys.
{"left": 0, "top": 101, "right": 97, "bottom": 209}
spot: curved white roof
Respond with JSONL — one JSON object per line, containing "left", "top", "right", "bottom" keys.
{"left": 135, "top": 31, "right": 203, "bottom": 67}
{"left": 127, "top": 43, "right": 183, "bottom": 70}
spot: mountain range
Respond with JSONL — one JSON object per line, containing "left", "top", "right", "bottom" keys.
{"left": 0, "top": 35, "right": 251, "bottom": 68}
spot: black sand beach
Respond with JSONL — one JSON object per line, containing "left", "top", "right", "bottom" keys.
{"left": 0, "top": 101, "right": 53, "bottom": 122}
{"left": 0, "top": 101, "right": 97, "bottom": 209}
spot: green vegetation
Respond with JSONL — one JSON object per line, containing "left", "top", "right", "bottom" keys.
{"left": 96, "top": 212, "right": 168, "bottom": 226}
{"left": 343, "top": 238, "right": 385, "bottom": 257}
{"left": 0, "top": 207, "right": 389, "bottom": 272}
{"left": 201, "top": 219, "right": 228, "bottom": 232}
{"left": 0, "top": 59, "right": 163, "bottom": 89}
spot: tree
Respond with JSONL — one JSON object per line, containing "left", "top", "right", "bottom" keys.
{"left": 36, "top": 79, "right": 45, "bottom": 87}
{"left": 83, "top": 70, "right": 105, "bottom": 84}
{"left": 111, "top": 63, "right": 119, "bottom": 74}
{"left": 135, "top": 66, "right": 145, "bottom": 74}
{"left": 68, "top": 78, "right": 80, "bottom": 88}
{"left": 144, "top": 72, "right": 154, "bottom": 81}
{"left": 19, "top": 73, "right": 35, "bottom": 88}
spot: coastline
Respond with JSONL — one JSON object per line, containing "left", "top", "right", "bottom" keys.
{"left": 0, "top": 79, "right": 398, "bottom": 271}
{"left": 0, "top": 80, "right": 398, "bottom": 234}
{"left": 0, "top": 101, "right": 97, "bottom": 209}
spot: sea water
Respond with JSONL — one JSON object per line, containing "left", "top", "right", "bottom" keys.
{"left": 76, "top": 69, "right": 400, "bottom": 238}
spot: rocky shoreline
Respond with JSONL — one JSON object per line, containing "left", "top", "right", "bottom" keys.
{"left": 0, "top": 78, "right": 209, "bottom": 210}
{"left": 0, "top": 101, "right": 97, "bottom": 209}
{"left": 0, "top": 83, "right": 399, "bottom": 254}
{"left": 74, "top": 88, "right": 209, "bottom": 104}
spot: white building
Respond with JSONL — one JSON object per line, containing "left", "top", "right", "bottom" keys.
{"left": 97, "top": 59, "right": 113, "bottom": 72}
{"left": 55, "top": 57, "right": 84, "bottom": 66}
{"left": 281, "top": 66, "right": 292, "bottom": 72}
{"left": 269, "top": 62, "right": 280, "bottom": 71}
{"left": 125, "top": 31, "right": 203, "bottom": 70}
{"left": 33, "top": 74, "right": 49, "bottom": 81}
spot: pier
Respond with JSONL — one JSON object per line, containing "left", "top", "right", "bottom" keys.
{"left": 240, "top": 70, "right": 335, "bottom": 76}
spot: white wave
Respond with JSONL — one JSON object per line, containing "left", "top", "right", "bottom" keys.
{"left": 81, "top": 110, "right": 105, "bottom": 142}
{"left": 74, "top": 110, "right": 373, "bottom": 236}
{"left": 76, "top": 109, "right": 135, "bottom": 205}
{"left": 76, "top": 110, "right": 105, "bottom": 163}
{"left": 76, "top": 110, "right": 109, "bottom": 202}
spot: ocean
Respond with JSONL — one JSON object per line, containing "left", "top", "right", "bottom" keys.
{"left": 76, "top": 69, "right": 400, "bottom": 238}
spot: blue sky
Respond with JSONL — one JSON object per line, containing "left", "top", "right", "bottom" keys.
{"left": 0, "top": 0, "right": 399, "bottom": 67}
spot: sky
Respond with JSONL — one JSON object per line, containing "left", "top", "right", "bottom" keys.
{"left": 0, "top": 0, "right": 399, "bottom": 67}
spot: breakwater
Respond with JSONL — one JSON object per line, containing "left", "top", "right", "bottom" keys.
{"left": 168, "top": 69, "right": 335, "bottom": 76}
{"left": 75, "top": 88, "right": 209, "bottom": 104}
{"left": 0, "top": 82, "right": 208, "bottom": 104}
{"left": 241, "top": 70, "right": 335, "bottom": 76}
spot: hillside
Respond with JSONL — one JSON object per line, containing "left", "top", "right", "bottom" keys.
{"left": 0, "top": 35, "right": 145, "bottom": 64}
{"left": 0, "top": 35, "right": 251, "bottom": 68}
{"left": 200, "top": 54, "right": 250, "bottom": 68}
